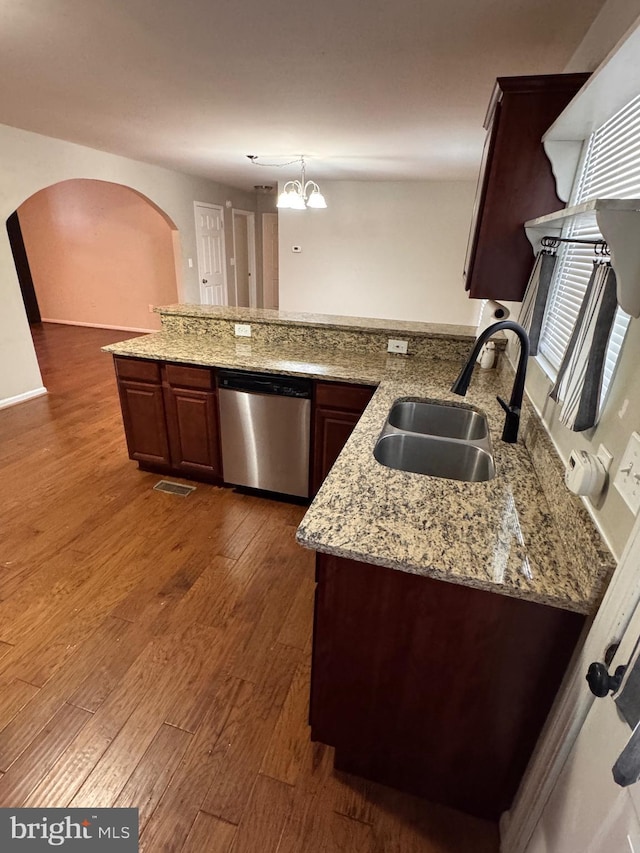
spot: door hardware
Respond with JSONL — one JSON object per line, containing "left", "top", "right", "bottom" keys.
{"left": 586, "top": 661, "right": 627, "bottom": 697}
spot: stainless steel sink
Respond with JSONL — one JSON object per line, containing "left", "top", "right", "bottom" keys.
{"left": 373, "top": 433, "right": 495, "bottom": 482}
{"left": 374, "top": 397, "right": 495, "bottom": 482}
{"left": 387, "top": 399, "right": 489, "bottom": 440}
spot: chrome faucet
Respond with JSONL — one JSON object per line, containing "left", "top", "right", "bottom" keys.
{"left": 451, "top": 320, "right": 530, "bottom": 444}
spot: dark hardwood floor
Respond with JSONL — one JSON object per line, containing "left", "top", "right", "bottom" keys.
{"left": 0, "top": 322, "right": 499, "bottom": 852}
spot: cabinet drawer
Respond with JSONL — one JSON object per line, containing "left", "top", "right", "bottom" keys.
{"left": 315, "top": 381, "right": 375, "bottom": 412}
{"left": 115, "top": 357, "right": 161, "bottom": 384}
{"left": 165, "top": 363, "right": 215, "bottom": 390}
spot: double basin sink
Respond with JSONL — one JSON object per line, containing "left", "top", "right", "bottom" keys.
{"left": 373, "top": 398, "right": 495, "bottom": 482}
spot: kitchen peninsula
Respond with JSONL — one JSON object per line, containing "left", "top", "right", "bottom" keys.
{"left": 104, "top": 304, "right": 615, "bottom": 819}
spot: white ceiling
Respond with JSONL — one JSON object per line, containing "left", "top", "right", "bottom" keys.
{"left": 0, "top": 0, "right": 605, "bottom": 191}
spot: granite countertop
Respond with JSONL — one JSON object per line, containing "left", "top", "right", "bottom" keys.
{"left": 103, "top": 330, "right": 417, "bottom": 385}
{"left": 155, "top": 304, "right": 477, "bottom": 340}
{"left": 104, "top": 330, "right": 606, "bottom": 615}
{"left": 297, "top": 362, "right": 606, "bottom": 615}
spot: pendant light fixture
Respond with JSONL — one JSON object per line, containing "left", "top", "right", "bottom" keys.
{"left": 276, "top": 157, "right": 327, "bottom": 210}
{"left": 247, "top": 155, "right": 327, "bottom": 210}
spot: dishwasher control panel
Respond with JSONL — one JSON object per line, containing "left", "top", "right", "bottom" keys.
{"left": 218, "top": 369, "right": 312, "bottom": 398}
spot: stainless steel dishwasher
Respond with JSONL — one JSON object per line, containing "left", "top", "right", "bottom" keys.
{"left": 217, "top": 369, "right": 312, "bottom": 498}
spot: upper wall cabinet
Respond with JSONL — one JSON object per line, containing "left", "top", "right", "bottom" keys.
{"left": 463, "top": 74, "right": 590, "bottom": 303}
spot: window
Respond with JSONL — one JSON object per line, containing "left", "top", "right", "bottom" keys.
{"left": 537, "top": 94, "right": 640, "bottom": 405}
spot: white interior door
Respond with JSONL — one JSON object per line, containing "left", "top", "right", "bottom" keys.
{"left": 503, "top": 500, "right": 640, "bottom": 853}
{"left": 262, "top": 212, "right": 279, "bottom": 309}
{"left": 194, "top": 203, "right": 226, "bottom": 305}
{"left": 232, "top": 210, "right": 255, "bottom": 308}
{"left": 527, "top": 596, "right": 640, "bottom": 853}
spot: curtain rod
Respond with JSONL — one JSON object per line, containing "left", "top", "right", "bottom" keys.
{"left": 541, "top": 235, "right": 610, "bottom": 255}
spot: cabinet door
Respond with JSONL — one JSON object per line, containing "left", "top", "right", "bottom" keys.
{"left": 163, "top": 385, "right": 222, "bottom": 478}
{"left": 117, "top": 380, "right": 170, "bottom": 467}
{"left": 312, "top": 407, "right": 361, "bottom": 495}
{"left": 312, "top": 381, "right": 376, "bottom": 496}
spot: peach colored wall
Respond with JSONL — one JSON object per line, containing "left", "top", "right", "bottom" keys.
{"left": 18, "top": 179, "right": 179, "bottom": 332}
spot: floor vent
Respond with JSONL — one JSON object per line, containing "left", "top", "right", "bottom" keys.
{"left": 153, "top": 480, "right": 196, "bottom": 497}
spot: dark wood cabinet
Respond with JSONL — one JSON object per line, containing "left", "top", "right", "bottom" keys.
{"left": 115, "top": 358, "right": 171, "bottom": 467}
{"left": 163, "top": 365, "right": 222, "bottom": 479}
{"left": 464, "top": 73, "right": 589, "bottom": 303}
{"left": 114, "top": 362, "right": 374, "bottom": 491}
{"left": 311, "top": 381, "right": 376, "bottom": 495}
{"left": 310, "top": 553, "right": 585, "bottom": 820}
{"left": 117, "top": 380, "right": 171, "bottom": 467}
{"left": 114, "top": 357, "right": 222, "bottom": 482}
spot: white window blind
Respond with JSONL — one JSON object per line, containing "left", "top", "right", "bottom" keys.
{"left": 576, "top": 94, "right": 640, "bottom": 200}
{"left": 538, "top": 94, "right": 639, "bottom": 405}
{"left": 539, "top": 222, "right": 602, "bottom": 369}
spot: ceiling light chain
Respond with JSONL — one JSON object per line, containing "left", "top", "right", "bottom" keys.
{"left": 247, "top": 154, "right": 301, "bottom": 169}
{"left": 247, "top": 155, "right": 327, "bottom": 210}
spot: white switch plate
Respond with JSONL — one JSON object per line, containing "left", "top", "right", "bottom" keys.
{"left": 614, "top": 431, "right": 640, "bottom": 514}
{"left": 235, "top": 323, "right": 251, "bottom": 337}
{"left": 387, "top": 339, "right": 409, "bottom": 354}
{"left": 292, "top": 245, "right": 302, "bottom": 253}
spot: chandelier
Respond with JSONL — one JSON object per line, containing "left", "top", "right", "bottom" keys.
{"left": 247, "top": 154, "right": 327, "bottom": 210}
{"left": 276, "top": 157, "right": 327, "bottom": 210}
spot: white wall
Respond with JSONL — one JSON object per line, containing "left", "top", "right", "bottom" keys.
{"left": 0, "top": 122, "right": 256, "bottom": 408}
{"left": 564, "top": 0, "right": 640, "bottom": 71}
{"left": 278, "top": 181, "right": 480, "bottom": 326}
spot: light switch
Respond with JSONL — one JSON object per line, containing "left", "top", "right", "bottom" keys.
{"left": 614, "top": 432, "right": 640, "bottom": 514}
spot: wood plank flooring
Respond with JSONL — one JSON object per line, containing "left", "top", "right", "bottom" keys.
{"left": 0, "top": 323, "right": 500, "bottom": 852}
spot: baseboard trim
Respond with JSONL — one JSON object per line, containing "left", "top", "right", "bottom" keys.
{"left": 41, "top": 318, "right": 156, "bottom": 334}
{"left": 0, "top": 386, "right": 48, "bottom": 410}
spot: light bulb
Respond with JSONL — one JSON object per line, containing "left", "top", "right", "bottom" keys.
{"left": 276, "top": 190, "right": 293, "bottom": 209}
{"left": 289, "top": 192, "right": 306, "bottom": 210}
{"left": 306, "top": 190, "right": 327, "bottom": 209}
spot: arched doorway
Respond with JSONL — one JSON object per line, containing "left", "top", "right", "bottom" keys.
{"left": 7, "top": 179, "right": 180, "bottom": 334}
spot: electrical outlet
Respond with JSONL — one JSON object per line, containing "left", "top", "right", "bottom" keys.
{"left": 614, "top": 432, "right": 640, "bottom": 514}
{"left": 387, "top": 339, "right": 408, "bottom": 355}
{"left": 235, "top": 323, "right": 252, "bottom": 337}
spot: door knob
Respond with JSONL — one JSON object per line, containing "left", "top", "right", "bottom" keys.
{"left": 202, "top": 279, "right": 208, "bottom": 284}
{"left": 586, "top": 661, "right": 627, "bottom": 697}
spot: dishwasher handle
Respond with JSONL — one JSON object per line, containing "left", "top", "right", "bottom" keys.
{"left": 218, "top": 369, "right": 312, "bottom": 399}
